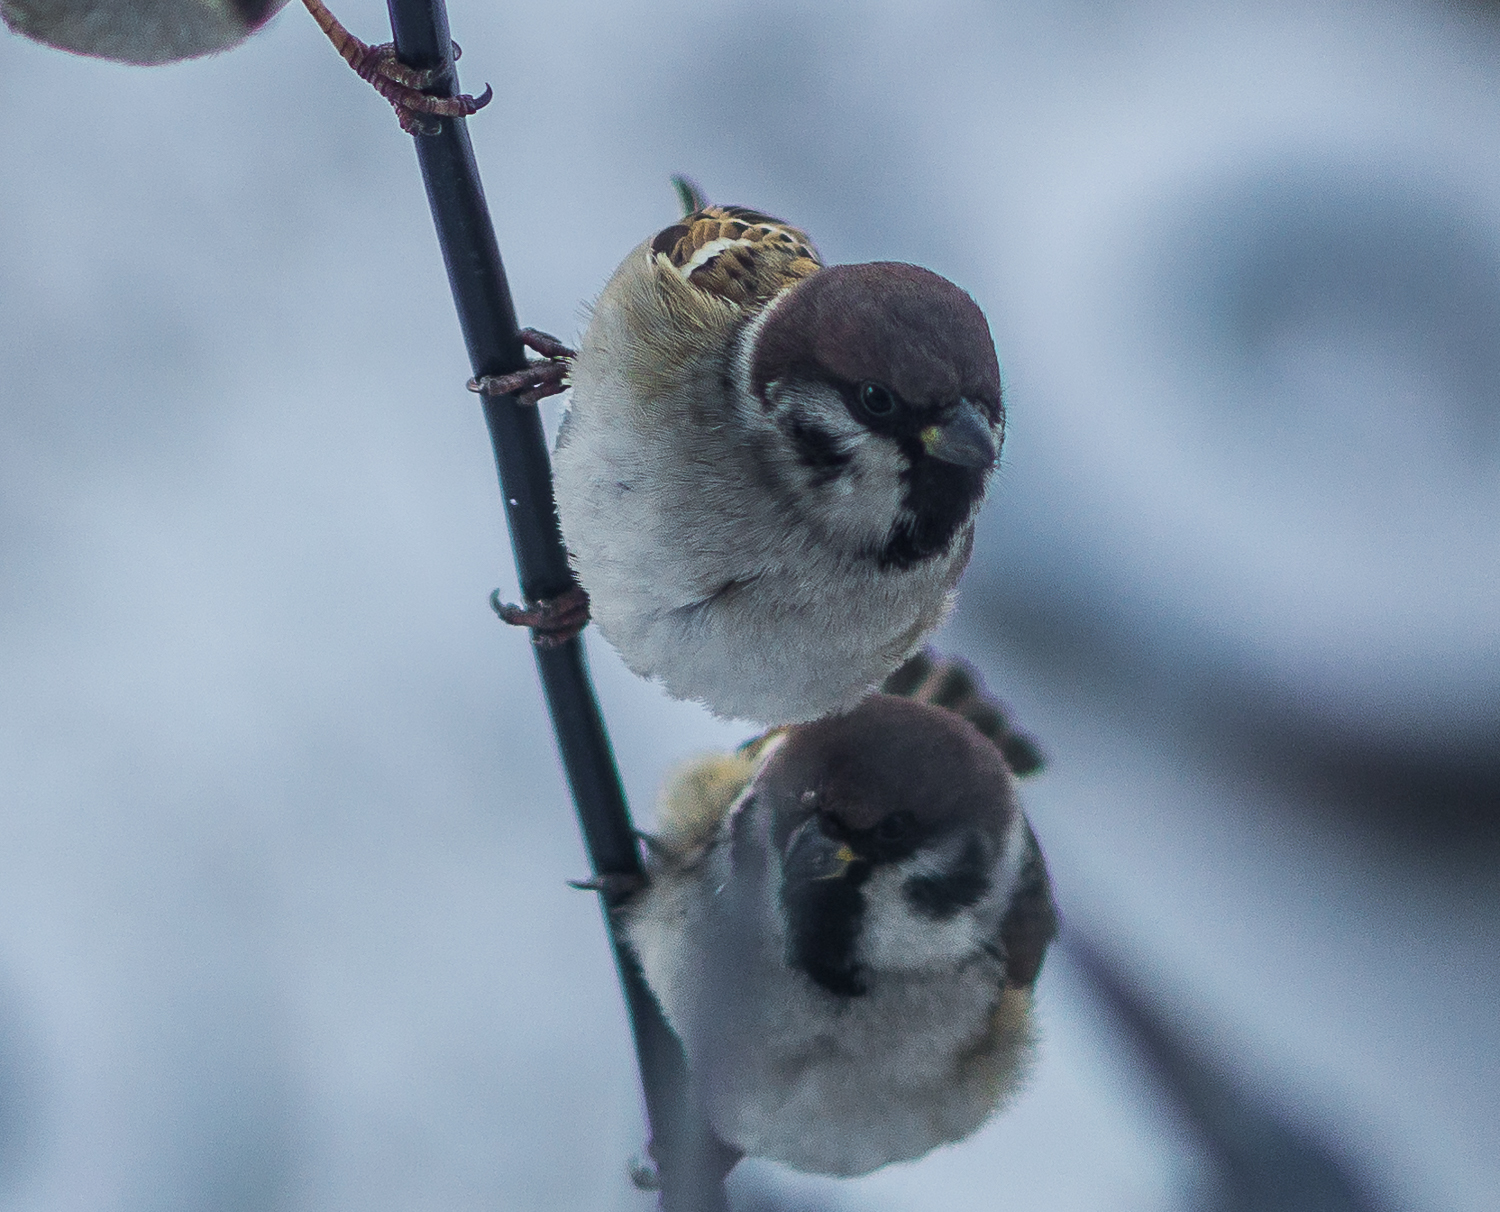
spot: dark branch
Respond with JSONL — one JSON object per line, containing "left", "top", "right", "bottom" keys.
{"left": 1060, "top": 928, "right": 1392, "bottom": 1212}
{"left": 304, "top": 0, "right": 490, "bottom": 134}
{"left": 378, "top": 3, "right": 728, "bottom": 1207}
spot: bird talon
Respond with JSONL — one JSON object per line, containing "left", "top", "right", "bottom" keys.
{"left": 378, "top": 75, "right": 492, "bottom": 131}
{"left": 395, "top": 108, "right": 442, "bottom": 137}
{"left": 348, "top": 39, "right": 436, "bottom": 90}
{"left": 568, "top": 873, "right": 646, "bottom": 898}
{"left": 468, "top": 362, "right": 569, "bottom": 405}
{"left": 302, "top": 0, "right": 492, "bottom": 132}
{"left": 468, "top": 329, "right": 576, "bottom": 404}
{"left": 489, "top": 585, "right": 590, "bottom": 647}
{"left": 517, "top": 327, "right": 576, "bottom": 361}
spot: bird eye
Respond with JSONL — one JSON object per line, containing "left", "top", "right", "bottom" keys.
{"left": 858, "top": 382, "right": 897, "bottom": 418}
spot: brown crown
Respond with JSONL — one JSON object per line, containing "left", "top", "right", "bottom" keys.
{"left": 761, "top": 695, "right": 1015, "bottom": 839}
{"left": 750, "top": 263, "right": 1001, "bottom": 415}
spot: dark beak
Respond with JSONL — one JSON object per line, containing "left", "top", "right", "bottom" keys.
{"left": 782, "top": 817, "right": 860, "bottom": 884}
{"left": 920, "top": 399, "right": 998, "bottom": 469}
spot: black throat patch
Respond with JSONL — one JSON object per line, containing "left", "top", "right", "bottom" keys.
{"left": 782, "top": 864, "right": 872, "bottom": 998}
{"left": 878, "top": 444, "right": 987, "bottom": 570}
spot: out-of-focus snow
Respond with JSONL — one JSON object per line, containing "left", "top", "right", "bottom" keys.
{"left": 1, "top": 2, "right": 1496, "bottom": 1210}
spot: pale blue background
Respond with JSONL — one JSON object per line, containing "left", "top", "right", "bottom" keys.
{"left": 1, "top": 1, "right": 1496, "bottom": 1209}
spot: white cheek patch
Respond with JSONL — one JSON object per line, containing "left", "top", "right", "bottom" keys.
{"left": 847, "top": 435, "right": 907, "bottom": 487}
{"left": 731, "top": 304, "right": 919, "bottom": 553}
{"left": 855, "top": 818, "right": 1029, "bottom": 976}
{"left": 766, "top": 379, "right": 862, "bottom": 434}
{"left": 758, "top": 388, "right": 906, "bottom": 546}
{"left": 856, "top": 865, "right": 986, "bottom": 973}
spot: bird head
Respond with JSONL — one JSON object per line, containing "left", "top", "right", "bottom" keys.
{"left": 743, "top": 262, "right": 1004, "bottom": 568}
{"left": 748, "top": 694, "right": 1042, "bottom": 998}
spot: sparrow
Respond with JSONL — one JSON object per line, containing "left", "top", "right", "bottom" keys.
{"left": 532, "top": 194, "right": 1005, "bottom": 723}
{"left": 621, "top": 653, "right": 1056, "bottom": 1177}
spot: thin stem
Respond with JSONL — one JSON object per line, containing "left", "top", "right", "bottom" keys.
{"left": 377, "top": 2, "right": 728, "bottom": 1208}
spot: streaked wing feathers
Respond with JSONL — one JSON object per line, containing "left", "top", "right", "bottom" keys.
{"left": 650, "top": 206, "right": 822, "bottom": 308}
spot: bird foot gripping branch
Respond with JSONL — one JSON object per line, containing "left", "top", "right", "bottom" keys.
{"left": 489, "top": 585, "right": 590, "bottom": 648}
{"left": 301, "top": 0, "right": 491, "bottom": 134}
{"left": 567, "top": 872, "right": 646, "bottom": 899}
{"left": 468, "top": 329, "right": 576, "bottom": 406}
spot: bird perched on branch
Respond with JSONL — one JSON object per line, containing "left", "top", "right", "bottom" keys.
{"left": 621, "top": 651, "right": 1055, "bottom": 1177}
{"left": 498, "top": 186, "right": 1005, "bottom": 723}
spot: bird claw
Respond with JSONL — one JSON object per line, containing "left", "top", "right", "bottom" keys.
{"left": 354, "top": 42, "right": 493, "bottom": 136}
{"left": 567, "top": 872, "right": 646, "bottom": 898}
{"left": 347, "top": 39, "right": 438, "bottom": 91}
{"left": 468, "top": 329, "right": 577, "bottom": 405}
{"left": 468, "top": 362, "right": 568, "bottom": 405}
{"left": 489, "top": 585, "right": 590, "bottom": 647}
{"left": 516, "top": 327, "right": 575, "bottom": 360}
{"left": 302, "top": 0, "right": 492, "bottom": 134}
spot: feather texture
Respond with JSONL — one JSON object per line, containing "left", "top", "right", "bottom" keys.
{"left": 650, "top": 206, "right": 821, "bottom": 308}
{"left": 625, "top": 684, "right": 1055, "bottom": 1175}
{"left": 555, "top": 208, "right": 999, "bottom": 723}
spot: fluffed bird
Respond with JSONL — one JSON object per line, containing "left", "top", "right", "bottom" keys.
{"left": 532, "top": 195, "right": 1005, "bottom": 723}
{"left": 622, "top": 663, "right": 1055, "bottom": 1177}
{"left": 2, "top": 0, "right": 288, "bottom": 61}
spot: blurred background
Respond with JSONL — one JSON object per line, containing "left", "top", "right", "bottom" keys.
{"left": 1, "top": 0, "right": 1496, "bottom": 1209}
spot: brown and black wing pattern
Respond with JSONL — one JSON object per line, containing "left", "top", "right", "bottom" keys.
{"left": 650, "top": 205, "right": 822, "bottom": 309}
{"left": 882, "top": 649, "right": 1045, "bottom": 777}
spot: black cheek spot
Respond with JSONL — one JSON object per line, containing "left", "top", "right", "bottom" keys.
{"left": 904, "top": 837, "right": 991, "bottom": 921}
{"left": 789, "top": 419, "right": 853, "bottom": 484}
